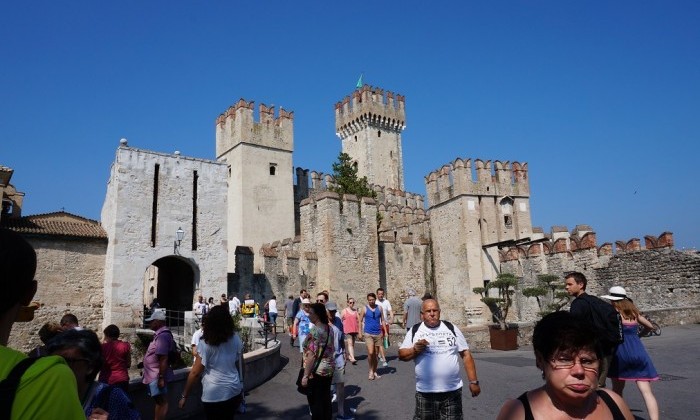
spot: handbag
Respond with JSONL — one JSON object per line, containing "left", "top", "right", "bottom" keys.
{"left": 295, "top": 329, "right": 330, "bottom": 395}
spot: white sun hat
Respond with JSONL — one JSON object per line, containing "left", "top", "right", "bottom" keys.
{"left": 601, "top": 286, "right": 628, "bottom": 301}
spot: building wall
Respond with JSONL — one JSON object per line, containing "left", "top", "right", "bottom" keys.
{"left": 8, "top": 237, "right": 106, "bottom": 353}
{"left": 301, "top": 193, "right": 380, "bottom": 302}
{"left": 100, "top": 146, "right": 228, "bottom": 327}
{"left": 335, "top": 86, "right": 406, "bottom": 191}
{"left": 217, "top": 100, "right": 295, "bottom": 272}
{"left": 501, "top": 231, "right": 700, "bottom": 327}
{"left": 425, "top": 158, "right": 533, "bottom": 325}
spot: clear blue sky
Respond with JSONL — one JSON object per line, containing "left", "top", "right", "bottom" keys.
{"left": 2, "top": 1, "right": 699, "bottom": 249}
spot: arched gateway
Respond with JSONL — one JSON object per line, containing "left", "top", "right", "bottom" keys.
{"left": 143, "top": 256, "right": 198, "bottom": 311}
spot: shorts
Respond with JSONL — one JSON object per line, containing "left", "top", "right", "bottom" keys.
{"left": 332, "top": 366, "right": 345, "bottom": 384}
{"left": 364, "top": 333, "right": 382, "bottom": 348}
{"left": 147, "top": 379, "right": 168, "bottom": 397}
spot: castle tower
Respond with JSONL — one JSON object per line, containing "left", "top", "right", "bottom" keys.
{"left": 216, "top": 100, "right": 295, "bottom": 272}
{"left": 335, "top": 85, "right": 406, "bottom": 190}
{"left": 425, "top": 159, "right": 533, "bottom": 324}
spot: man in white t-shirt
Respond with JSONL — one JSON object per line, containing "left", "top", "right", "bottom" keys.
{"left": 228, "top": 294, "right": 241, "bottom": 316}
{"left": 191, "top": 327, "right": 204, "bottom": 361}
{"left": 194, "top": 295, "right": 208, "bottom": 317}
{"left": 398, "top": 299, "right": 481, "bottom": 419}
{"left": 376, "top": 287, "right": 393, "bottom": 367}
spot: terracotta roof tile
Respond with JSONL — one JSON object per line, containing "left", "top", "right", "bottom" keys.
{"left": 0, "top": 211, "right": 107, "bottom": 240}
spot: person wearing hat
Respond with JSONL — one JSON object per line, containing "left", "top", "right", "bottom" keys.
{"left": 142, "top": 309, "right": 175, "bottom": 420}
{"left": 293, "top": 298, "right": 313, "bottom": 354}
{"left": 602, "top": 286, "right": 660, "bottom": 420}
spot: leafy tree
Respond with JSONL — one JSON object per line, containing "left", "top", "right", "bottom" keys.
{"left": 522, "top": 274, "right": 569, "bottom": 317}
{"left": 329, "top": 152, "right": 376, "bottom": 199}
{"left": 473, "top": 272, "right": 518, "bottom": 330}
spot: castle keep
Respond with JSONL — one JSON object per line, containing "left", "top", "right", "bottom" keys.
{"left": 3, "top": 83, "right": 699, "bottom": 352}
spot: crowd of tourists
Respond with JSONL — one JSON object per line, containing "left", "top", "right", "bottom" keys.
{"left": 1, "top": 227, "right": 662, "bottom": 420}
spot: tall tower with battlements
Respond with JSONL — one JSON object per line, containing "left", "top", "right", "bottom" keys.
{"left": 425, "top": 159, "right": 533, "bottom": 324}
{"left": 335, "top": 85, "right": 406, "bottom": 190}
{"left": 216, "top": 99, "right": 295, "bottom": 272}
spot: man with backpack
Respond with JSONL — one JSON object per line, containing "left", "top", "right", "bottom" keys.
{"left": 143, "top": 310, "right": 176, "bottom": 420}
{"left": 565, "top": 271, "right": 624, "bottom": 388}
{"left": 398, "top": 298, "right": 481, "bottom": 419}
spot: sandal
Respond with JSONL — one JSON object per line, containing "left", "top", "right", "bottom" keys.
{"left": 368, "top": 373, "right": 375, "bottom": 380}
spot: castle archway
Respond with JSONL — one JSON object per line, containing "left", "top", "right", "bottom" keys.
{"left": 143, "top": 256, "right": 197, "bottom": 311}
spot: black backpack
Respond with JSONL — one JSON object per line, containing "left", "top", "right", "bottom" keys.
{"left": 0, "top": 357, "right": 38, "bottom": 419}
{"left": 411, "top": 321, "right": 457, "bottom": 341}
{"left": 578, "top": 294, "right": 624, "bottom": 348}
{"left": 158, "top": 329, "right": 185, "bottom": 369}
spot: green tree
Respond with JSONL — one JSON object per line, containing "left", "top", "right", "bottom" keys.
{"left": 329, "top": 152, "right": 377, "bottom": 199}
{"left": 522, "top": 274, "right": 569, "bottom": 318}
{"left": 473, "top": 272, "right": 518, "bottom": 330}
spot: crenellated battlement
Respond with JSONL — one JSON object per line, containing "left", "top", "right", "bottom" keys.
{"left": 335, "top": 85, "right": 406, "bottom": 138}
{"left": 425, "top": 158, "right": 529, "bottom": 208}
{"left": 498, "top": 227, "right": 674, "bottom": 262}
{"left": 215, "top": 99, "right": 294, "bottom": 158}
{"left": 293, "top": 166, "right": 425, "bottom": 211}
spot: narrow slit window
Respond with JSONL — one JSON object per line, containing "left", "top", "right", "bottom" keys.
{"left": 151, "top": 164, "right": 160, "bottom": 247}
{"left": 192, "top": 170, "right": 198, "bottom": 250}
{"left": 269, "top": 163, "right": 277, "bottom": 176}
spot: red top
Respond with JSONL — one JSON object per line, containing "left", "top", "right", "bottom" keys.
{"left": 341, "top": 307, "right": 360, "bottom": 334}
{"left": 99, "top": 339, "right": 131, "bottom": 384}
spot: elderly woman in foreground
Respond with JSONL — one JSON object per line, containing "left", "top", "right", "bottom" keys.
{"left": 47, "top": 329, "right": 139, "bottom": 419}
{"left": 497, "top": 311, "right": 634, "bottom": 420}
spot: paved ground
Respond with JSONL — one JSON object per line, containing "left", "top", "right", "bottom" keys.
{"left": 238, "top": 324, "right": 700, "bottom": 419}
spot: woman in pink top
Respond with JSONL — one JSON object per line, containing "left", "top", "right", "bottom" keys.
{"left": 341, "top": 297, "right": 360, "bottom": 364}
{"left": 99, "top": 324, "right": 132, "bottom": 392}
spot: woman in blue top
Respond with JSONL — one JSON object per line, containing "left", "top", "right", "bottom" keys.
{"left": 358, "top": 292, "right": 385, "bottom": 380}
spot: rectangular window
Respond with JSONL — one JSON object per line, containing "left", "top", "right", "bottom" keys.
{"left": 151, "top": 164, "right": 160, "bottom": 247}
{"left": 192, "top": 170, "right": 198, "bottom": 250}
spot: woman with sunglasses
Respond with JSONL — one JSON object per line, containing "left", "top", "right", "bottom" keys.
{"left": 497, "top": 311, "right": 633, "bottom": 420}
{"left": 341, "top": 297, "right": 360, "bottom": 364}
{"left": 299, "top": 302, "right": 336, "bottom": 419}
{"left": 48, "top": 329, "right": 139, "bottom": 419}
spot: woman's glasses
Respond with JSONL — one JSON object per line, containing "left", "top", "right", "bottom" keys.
{"left": 348, "top": 301, "right": 355, "bottom": 304}
{"left": 550, "top": 356, "right": 599, "bottom": 373}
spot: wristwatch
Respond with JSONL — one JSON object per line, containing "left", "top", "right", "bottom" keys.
{"left": 469, "top": 380, "right": 479, "bottom": 385}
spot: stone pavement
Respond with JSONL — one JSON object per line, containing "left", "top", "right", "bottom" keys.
{"left": 236, "top": 324, "right": 700, "bottom": 420}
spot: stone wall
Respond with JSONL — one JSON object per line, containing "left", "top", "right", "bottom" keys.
{"left": 100, "top": 145, "right": 228, "bottom": 328}
{"left": 501, "top": 230, "right": 700, "bottom": 327}
{"left": 9, "top": 237, "right": 107, "bottom": 352}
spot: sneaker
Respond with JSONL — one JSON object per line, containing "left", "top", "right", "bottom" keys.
{"left": 382, "top": 360, "right": 388, "bottom": 367}
{"left": 331, "top": 393, "right": 337, "bottom": 403}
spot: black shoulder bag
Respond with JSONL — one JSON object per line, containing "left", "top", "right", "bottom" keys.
{"left": 296, "top": 330, "right": 330, "bottom": 395}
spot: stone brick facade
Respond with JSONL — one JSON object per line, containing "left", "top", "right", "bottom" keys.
{"left": 8, "top": 236, "right": 107, "bottom": 353}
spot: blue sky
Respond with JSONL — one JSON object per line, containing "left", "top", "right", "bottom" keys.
{"left": 2, "top": 1, "right": 699, "bottom": 249}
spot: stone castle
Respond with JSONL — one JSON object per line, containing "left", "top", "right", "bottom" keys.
{"left": 2, "top": 84, "right": 699, "bottom": 351}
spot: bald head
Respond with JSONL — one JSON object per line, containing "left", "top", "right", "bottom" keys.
{"left": 421, "top": 299, "right": 441, "bottom": 327}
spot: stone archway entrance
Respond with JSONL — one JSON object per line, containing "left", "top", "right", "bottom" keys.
{"left": 143, "top": 256, "right": 196, "bottom": 311}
